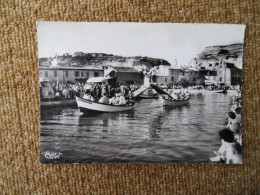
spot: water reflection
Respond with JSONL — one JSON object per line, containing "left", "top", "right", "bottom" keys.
{"left": 40, "top": 94, "right": 233, "bottom": 163}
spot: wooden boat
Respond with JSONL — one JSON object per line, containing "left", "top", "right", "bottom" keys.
{"left": 227, "top": 89, "right": 238, "bottom": 94}
{"left": 150, "top": 84, "right": 190, "bottom": 106}
{"left": 41, "top": 99, "right": 76, "bottom": 108}
{"left": 204, "top": 89, "right": 225, "bottom": 93}
{"left": 162, "top": 98, "right": 190, "bottom": 106}
{"left": 138, "top": 89, "right": 158, "bottom": 99}
{"left": 76, "top": 96, "right": 134, "bottom": 113}
{"left": 170, "top": 88, "right": 204, "bottom": 94}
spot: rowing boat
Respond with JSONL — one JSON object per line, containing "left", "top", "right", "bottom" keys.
{"left": 162, "top": 98, "right": 190, "bottom": 106}
{"left": 138, "top": 89, "right": 158, "bottom": 99}
{"left": 76, "top": 96, "right": 134, "bottom": 113}
{"left": 204, "top": 89, "right": 226, "bottom": 93}
{"left": 150, "top": 84, "right": 190, "bottom": 106}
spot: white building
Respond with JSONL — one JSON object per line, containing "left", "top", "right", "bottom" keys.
{"left": 39, "top": 66, "right": 104, "bottom": 84}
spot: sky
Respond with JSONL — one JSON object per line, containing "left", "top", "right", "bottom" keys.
{"left": 37, "top": 22, "right": 245, "bottom": 66}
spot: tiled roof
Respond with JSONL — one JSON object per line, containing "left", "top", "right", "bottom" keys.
{"left": 39, "top": 65, "right": 103, "bottom": 70}
{"left": 112, "top": 66, "right": 140, "bottom": 73}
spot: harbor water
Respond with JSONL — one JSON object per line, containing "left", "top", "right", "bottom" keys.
{"left": 40, "top": 93, "right": 234, "bottom": 164}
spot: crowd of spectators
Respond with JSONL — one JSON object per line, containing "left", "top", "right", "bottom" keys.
{"left": 210, "top": 91, "right": 242, "bottom": 164}
{"left": 44, "top": 81, "right": 140, "bottom": 104}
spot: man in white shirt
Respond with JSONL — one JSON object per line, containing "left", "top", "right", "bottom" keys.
{"left": 109, "top": 96, "right": 117, "bottom": 105}
{"left": 149, "top": 66, "right": 157, "bottom": 82}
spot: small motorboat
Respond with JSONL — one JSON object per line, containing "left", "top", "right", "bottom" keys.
{"left": 150, "top": 84, "right": 190, "bottom": 106}
{"left": 76, "top": 96, "right": 134, "bottom": 113}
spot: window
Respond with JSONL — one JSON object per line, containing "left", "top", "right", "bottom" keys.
{"left": 94, "top": 72, "right": 99, "bottom": 77}
{"left": 220, "top": 77, "right": 222, "bottom": 82}
{"left": 182, "top": 72, "right": 184, "bottom": 76}
{"left": 171, "top": 77, "right": 174, "bottom": 81}
{"left": 45, "top": 71, "right": 48, "bottom": 77}
{"left": 65, "top": 71, "right": 68, "bottom": 77}
{"left": 81, "top": 72, "right": 84, "bottom": 77}
{"left": 165, "top": 78, "right": 167, "bottom": 82}
{"left": 75, "top": 71, "right": 79, "bottom": 77}
{"left": 209, "top": 64, "right": 212, "bottom": 67}
{"left": 215, "top": 63, "right": 219, "bottom": 66}
{"left": 54, "top": 70, "right": 57, "bottom": 77}
{"left": 220, "top": 66, "right": 222, "bottom": 69}
{"left": 86, "top": 72, "right": 89, "bottom": 78}
{"left": 191, "top": 72, "right": 193, "bottom": 75}
{"left": 193, "top": 78, "right": 196, "bottom": 82}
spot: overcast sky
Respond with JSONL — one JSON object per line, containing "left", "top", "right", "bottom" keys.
{"left": 37, "top": 22, "right": 245, "bottom": 66}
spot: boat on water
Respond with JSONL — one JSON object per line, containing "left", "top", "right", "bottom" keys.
{"left": 204, "top": 89, "right": 226, "bottom": 93}
{"left": 41, "top": 99, "right": 77, "bottom": 108}
{"left": 170, "top": 88, "right": 204, "bottom": 94}
{"left": 138, "top": 89, "right": 158, "bottom": 99}
{"left": 76, "top": 96, "right": 134, "bottom": 113}
{"left": 162, "top": 98, "right": 190, "bottom": 106}
{"left": 226, "top": 89, "right": 238, "bottom": 94}
{"left": 150, "top": 84, "right": 190, "bottom": 106}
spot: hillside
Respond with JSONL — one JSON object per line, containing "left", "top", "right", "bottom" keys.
{"left": 198, "top": 43, "right": 244, "bottom": 62}
{"left": 39, "top": 53, "right": 171, "bottom": 70}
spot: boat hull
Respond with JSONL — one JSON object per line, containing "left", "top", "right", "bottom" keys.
{"left": 41, "top": 99, "right": 77, "bottom": 108}
{"left": 204, "top": 90, "right": 225, "bottom": 93}
{"left": 138, "top": 94, "right": 158, "bottom": 99}
{"left": 76, "top": 96, "right": 134, "bottom": 113}
{"left": 162, "top": 99, "right": 190, "bottom": 106}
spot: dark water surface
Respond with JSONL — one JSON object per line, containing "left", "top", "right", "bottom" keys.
{"left": 40, "top": 93, "right": 233, "bottom": 164}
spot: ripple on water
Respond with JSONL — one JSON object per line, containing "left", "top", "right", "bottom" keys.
{"left": 40, "top": 94, "right": 232, "bottom": 163}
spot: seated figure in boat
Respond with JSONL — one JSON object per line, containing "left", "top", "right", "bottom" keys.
{"left": 119, "top": 94, "right": 126, "bottom": 105}
{"left": 99, "top": 93, "right": 109, "bottom": 104}
{"left": 184, "top": 91, "right": 191, "bottom": 100}
{"left": 109, "top": 96, "right": 117, "bottom": 105}
{"left": 114, "top": 93, "right": 121, "bottom": 104}
{"left": 170, "top": 91, "right": 178, "bottom": 100}
{"left": 83, "top": 92, "right": 94, "bottom": 101}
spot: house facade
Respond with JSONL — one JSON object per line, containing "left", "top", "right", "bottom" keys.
{"left": 199, "top": 60, "right": 242, "bottom": 86}
{"left": 39, "top": 67, "right": 104, "bottom": 84}
{"left": 168, "top": 68, "right": 204, "bottom": 86}
{"left": 104, "top": 66, "right": 144, "bottom": 84}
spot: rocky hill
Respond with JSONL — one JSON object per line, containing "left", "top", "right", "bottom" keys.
{"left": 39, "top": 53, "right": 171, "bottom": 70}
{"left": 193, "top": 43, "right": 244, "bottom": 70}
{"left": 198, "top": 44, "right": 244, "bottom": 62}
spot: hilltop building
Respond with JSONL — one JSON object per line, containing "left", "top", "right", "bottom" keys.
{"left": 194, "top": 44, "right": 243, "bottom": 86}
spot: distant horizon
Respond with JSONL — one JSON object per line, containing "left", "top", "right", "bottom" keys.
{"left": 39, "top": 42, "right": 244, "bottom": 59}
{"left": 39, "top": 42, "right": 243, "bottom": 69}
{"left": 37, "top": 22, "right": 245, "bottom": 66}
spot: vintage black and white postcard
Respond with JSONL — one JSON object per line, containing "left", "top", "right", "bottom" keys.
{"left": 37, "top": 22, "right": 245, "bottom": 164}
